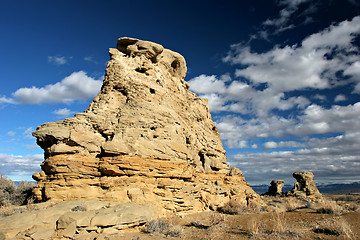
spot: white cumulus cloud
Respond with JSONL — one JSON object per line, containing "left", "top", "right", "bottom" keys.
{"left": 0, "top": 154, "right": 43, "bottom": 177}
{"left": 224, "top": 16, "right": 360, "bottom": 94}
{"left": 2, "top": 71, "right": 102, "bottom": 105}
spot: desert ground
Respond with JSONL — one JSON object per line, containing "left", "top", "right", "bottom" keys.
{"left": 1, "top": 191, "right": 359, "bottom": 240}
{"left": 119, "top": 194, "right": 360, "bottom": 240}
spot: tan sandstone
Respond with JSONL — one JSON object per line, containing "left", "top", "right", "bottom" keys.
{"left": 287, "top": 171, "right": 322, "bottom": 198}
{"left": 264, "top": 180, "right": 285, "bottom": 196}
{"left": 32, "top": 37, "right": 264, "bottom": 214}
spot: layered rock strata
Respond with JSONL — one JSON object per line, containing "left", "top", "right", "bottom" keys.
{"left": 32, "top": 37, "right": 263, "bottom": 213}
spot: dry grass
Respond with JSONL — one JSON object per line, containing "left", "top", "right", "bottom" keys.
{"left": 311, "top": 199, "right": 344, "bottom": 215}
{"left": 284, "top": 197, "right": 308, "bottom": 212}
{"left": 209, "top": 212, "right": 225, "bottom": 225}
{"left": 219, "top": 199, "right": 266, "bottom": 215}
{"left": 328, "top": 194, "right": 360, "bottom": 212}
{"left": 0, "top": 205, "right": 15, "bottom": 216}
{"left": 219, "top": 200, "right": 246, "bottom": 215}
{"left": 262, "top": 196, "right": 308, "bottom": 212}
{"left": 313, "top": 217, "right": 355, "bottom": 239}
{"left": 272, "top": 213, "right": 286, "bottom": 234}
{"left": 247, "top": 216, "right": 264, "bottom": 235}
{"left": 143, "top": 219, "right": 183, "bottom": 237}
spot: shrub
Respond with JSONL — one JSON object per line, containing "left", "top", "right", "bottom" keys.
{"left": 144, "top": 219, "right": 183, "bottom": 237}
{"left": 313, "top": 218, "right": 354, "bottom": 238}
{"left": 284, "top": 197, "right": 307, "bottom": 212}
{"left": 144, "top": 220, "right": 168, "bottom": 234}
{"left": 164, "top": 225, "right": 183, "bottom": 237}
{"left": 315, "top": 200, "right": 343, "bottom": 215}
{"left": 71, "top": 205, "right": 87, "bottom": 212}
{"left": 0, "top": 175, "right": 34, "bottom": 207}
{"left": 220, "top": 199, "right": 266, "bottom": 214}
{"left": 219, "top": 200, "right": 246, "bottom": 215}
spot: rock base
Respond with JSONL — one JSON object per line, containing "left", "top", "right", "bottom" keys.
{"left": 33, "top": 154, "right": 263, "bottom": 214}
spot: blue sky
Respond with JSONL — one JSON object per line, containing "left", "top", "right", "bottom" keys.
{"left": 1, "top": 0, "right": 359, "bottom": 185}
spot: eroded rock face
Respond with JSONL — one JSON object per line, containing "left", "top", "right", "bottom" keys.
{"left": 264, "top": 180, "right": 285, "bottom": 196}
{"left": 32, "top": 37, "right": 264, "bottom": 213}
{"left": 288, "top": 171, "right": 321, "bottom": 198}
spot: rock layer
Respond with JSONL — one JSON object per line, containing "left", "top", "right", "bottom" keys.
{"left": 0, "top": 200, "right": 160, "bottom": 239}
{"left": 32, "top": 37, "right": 263, "bottom": 213}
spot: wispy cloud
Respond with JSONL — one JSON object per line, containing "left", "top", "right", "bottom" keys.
{"left": 84, "top": 56, "right": 99, "bottom": 64}
{"left": 0, "top": 71, "right": 102, "bottom": 105}
{"left": 7, "top": 131, "right": 16, "bottom": 137}
{"left": 23, "top": 127, "right": 34, "bottom": 139}
{"left": 257, "top": 0, "right": 313, "bottom": 38}
{"left": 48, "top": 56, "right": 69, "bottom": 65}
{"left": 52, "top": 108, "right": 75, "bottom": 118}
{"left": 0, "top": 96, "right": 16, "bottom": 104}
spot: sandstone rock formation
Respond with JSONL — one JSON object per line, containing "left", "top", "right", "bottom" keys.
{"left": 32, "top": 37, "right": 264, "bottom": 213}
{"left": 287, "top": 171, "right": 321, "bottom": 198}
{"left": 0, "top": 200, "right": 160, "bottom": 239}
{"left": 263, "top": 180, "right": 285, "bottom": 196}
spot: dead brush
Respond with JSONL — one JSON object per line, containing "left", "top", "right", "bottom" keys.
{"left": 313, "top": 217, "right": 355, "bottom": 239}
{"left": 219, "top": 200, "right": 246, "bottom": 215}
{"left": 219, "top": 199, "right": 266, "bottom": 215}
{"left": 246, "top": 217, "right": 266, "bottom": 236}
{"left": 209, "top": 212, "right": 225, "bottom": 225}
{"left": 143, "top": 219, "right": 183, "bottom": 237}
{"left": 314, "top": 200, "right": 343, "bottom": 215}
{"left": 0, "top": 204, "right": 15, "bottom": 217}
{"left": 0, "top": 175, "right": 34, "bottom": 207}
{"left": 271, "top": 213, "right": 286, "bottom": 234}
{"left": 284, "top": 197, "right": 307, "bottom": 212}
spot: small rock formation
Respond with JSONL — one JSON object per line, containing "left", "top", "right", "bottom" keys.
{"left": 32, "top": 37, "right": 264, "bottom": 214}
{"left": 263, "top": 180, "right": 285, "bottom": 196}
{"left": 287, "top": 171, "right": 321, "bottom": 198}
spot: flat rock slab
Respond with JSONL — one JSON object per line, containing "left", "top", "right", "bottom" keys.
{"left": 0, "top": 200, "right": 161, "bottom": 240}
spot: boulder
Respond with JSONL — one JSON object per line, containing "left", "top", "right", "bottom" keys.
{"left": 32, "top": 37, "right": 264, "bottom": 213}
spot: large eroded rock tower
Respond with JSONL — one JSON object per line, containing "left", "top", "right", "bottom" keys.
{"left": 32, "top": 37, "right": 263, "bottom": 213}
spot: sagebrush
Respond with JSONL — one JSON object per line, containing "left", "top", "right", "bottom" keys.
{"left": 0, "top": 175, "right": 34, "bottom": 207}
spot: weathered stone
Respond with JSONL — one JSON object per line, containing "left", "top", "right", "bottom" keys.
{"left": 0, "top": 200, "right": 160, "bottom": 239}
{"left": 263, "top": 180, "right": 285, "bottom": 196}
{"left": 57, "top": 215, "right": 77, "bottom": 230}
{"left": 229, "top": 167, "right": 243, "bottom": 176}
{"left": 32, "top": 37, "right": 264, "bottom": 213}
{"left": 287, "top": 171, "right": 321, "bottom": 198}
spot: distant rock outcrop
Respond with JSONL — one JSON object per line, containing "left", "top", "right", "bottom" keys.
{"left": 32, "top": 37, "right": 264, "bottom": 213}
{"left": 287, "top": 171, "right": 321, "bottom": 198}
{"left": 263, "top": 180, "right": 285, "bottom": 196}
